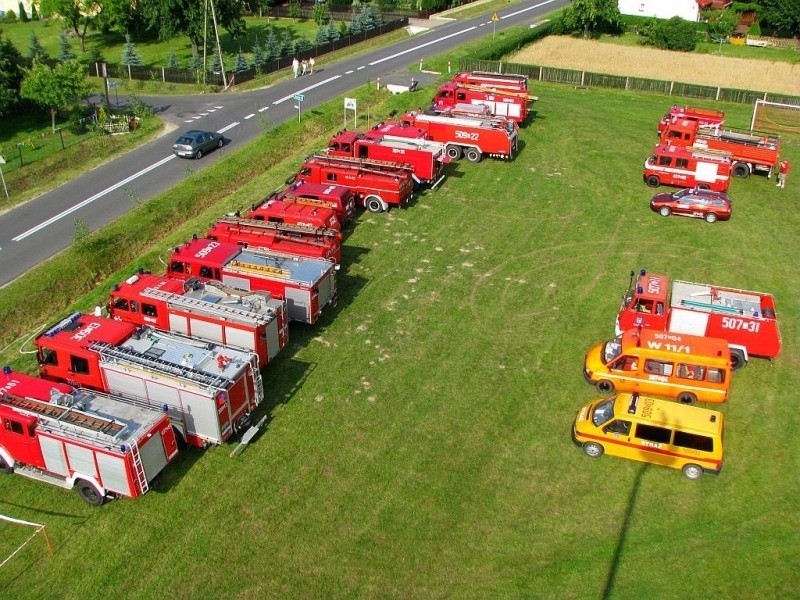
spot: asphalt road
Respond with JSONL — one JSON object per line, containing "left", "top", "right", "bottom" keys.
{"left": 0, "top": 0, "right": 569, "bottom": 287}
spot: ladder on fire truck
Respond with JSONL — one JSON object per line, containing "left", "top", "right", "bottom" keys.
{"left": 126, "top": 437, "right": 149, "bottom": 494}
{"left": 89, "top": 341, "right": 232, "bottom": 389}
{"left": 216, "top": 216, "right": 340, "bottom": 239}
{"left": 227, "top": 260, "right": 292, "bottom": 278}
{"left": 457, "top": 82, "right": 538, "bottom": 102}
{"left": 312, "top": 154, "right": 415, "bottom": 175}
{"left": 281, "top": 194, "right": 338, "bottom": 211}
{"left": 140, "top": 287, "right": 272, "bottom": 325}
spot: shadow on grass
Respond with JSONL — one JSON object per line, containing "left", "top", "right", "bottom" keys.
{"left": 0, "top": 500, "right": 87, "bottom": 519}
{"left": 602, "top": 462, "right": 649, "bottom": 599}
{"left": 148, "top": 446, "right": 205, "bottom": 497}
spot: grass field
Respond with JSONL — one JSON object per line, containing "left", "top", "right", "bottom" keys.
{"left": 1, "top": 35, "right": 799, "bottom": 600}
{"left": 508, "top": 36, "right": 800, "bottom": 96}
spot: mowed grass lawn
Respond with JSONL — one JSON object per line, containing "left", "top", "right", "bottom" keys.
{"left": 0, "top": 80, "right": 798, "bottom": 598}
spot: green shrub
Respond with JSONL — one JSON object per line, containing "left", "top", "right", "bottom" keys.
{"left": 640, "top": 16, "right": 698, "bottom": 52}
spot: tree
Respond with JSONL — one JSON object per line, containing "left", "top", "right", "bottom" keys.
{"left": 313, "top": 2, "right": 330, "bottom": 26}
{"left": 234, "top": 50, "right": 248, "bottom": 71}
{"left": 187, "top": 52, "right": 202, "bottom": 70}
{"left": 0, "top": 30, "right": 23, "bottom": 116}
{"left": 279, "top": 29, "right": 293, "bottom": 58}
{"left": 31, "top": 3, "right": 39, "bottom": 20}
{"left": 252, "top": 0, "right": 273, "bottom": 19}
{"left": 364, "top": 4, "right": 382, "bottom": 29}
{"left": 288, "top": 0, "right": 301, "bottom": 21}
{"left": 20, "top": 60, "right": 91, "bottom": 132}
{"left": 758, "top": 0, "right": 800, "bottom": 36}
{"left": 166, "top": 48, "right": 179, "bottom": 68}
{"left": 264, "top": 27, "right": 279, "bottom": 61}
{"left": 121, "top": 34, "right": 143, "bottom": 66}
{"left": 57, "top": 30, "right": 77, "bottom": 62}
{"left": 28, "top": 32, "right": 49, "bottom": 61}
{"left": 251, "top": 36, "right": 266, "bottom": 71}
{"left": 294, "top": 37, "right": 313, "bottom": 55}
{"left": 18, "top": 2, "right": 29, "bottom": 22}
{"left": 326, "top": 21, "right": 341, "bottom": 42}
{"left": 703, "top": 8, "right": 738, "bottom": 41}
{"left": 315, "top": 25, "right": 329, "bottom": 45}
{"left": 139, "top": 0, "right": 246, "bottom": 58}
{"left": 38, "top": 0, "right": 104, "bottom": 52}
{"left": 640, "top": 17, "right": 697, "bottom": 51}
{"left": 561, "top": 0, "right": 623, "bottom": 38}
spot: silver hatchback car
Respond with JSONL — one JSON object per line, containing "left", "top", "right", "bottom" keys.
{"left": 172, "top": 130, "right": 224, "bottom": 159}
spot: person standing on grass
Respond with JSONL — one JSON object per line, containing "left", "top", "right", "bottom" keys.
{"left": 776, "top": 160, "right": 790, "bottom": 188}
{"left": 292, "top": 57, "right": 300, "bottom": 78}
{"left": 309, "top": 57, "right": 315, "bottom": 74}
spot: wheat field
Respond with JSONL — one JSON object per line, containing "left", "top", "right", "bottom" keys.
{"left": 508, "top": 36, "right": 800, "bottom": 96}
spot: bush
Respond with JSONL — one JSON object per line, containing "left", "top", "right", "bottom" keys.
{"left": 640, "top": 16, "right": 698, "bottom": 52}
{"left": 4, "top": 9, "right": 17, "bottom": 23}
{"left": 748, "top": 22, "right": 761, "bottom": 37}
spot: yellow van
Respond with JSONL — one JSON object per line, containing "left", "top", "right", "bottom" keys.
{"left": 584, "top": 328, "right": 731, "bottom": 404}
{"left": 572, "top": 392, "right": 724, "bottom": 479}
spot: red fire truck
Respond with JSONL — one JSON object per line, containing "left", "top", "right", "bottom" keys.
{"left": 432, "top": 82, "right": 533, "bottom": 123}
{"left": 35, "top": 313, "right": 264, "bottom": 448}
{"left": 107, "top": 271, "right": 289, "bottom": 368}
{"left": 658, "top": 105, "right": 725, "bottom": 135}
{"left": 398, "top": 110, "right": 518, "bottom": 162}
{"left": 660, "top": 119, "right": 781, "bottom": 178}
{"left": 295, "top": 155, "right": 415, "bottom": 213}
{"left": 245, "top": 196, "right": 341, "bottom": 231}
{"left": 452, "top": 71, "right": 529, "bottom": 93}
{"left": 166, "top": 238, "right": 337, "bottom": 324}
{"left": 643, "top": 144, "right": 732, "bottom": 192}
{"left": 326, "top": 130, "right": 448, "bottom": 188}
{"left": 615, "top": 270, "right": 781, "bottom": 369}
{"left": 272, "top": 182, "right": 357, "bottom": 222}
{"left": 0, "top": 368, "right": 178, "bottom": 506}
{"left": 207, "top": 216, "right": 342, "bottom": 264}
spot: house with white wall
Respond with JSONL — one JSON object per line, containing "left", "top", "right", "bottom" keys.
{"left": 618, "top": 0, "right": 701, "bottom": 21}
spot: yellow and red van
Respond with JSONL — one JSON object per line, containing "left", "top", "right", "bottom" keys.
{"left": 583, "top": 328, "right": 731, "bottom": 404}
{"left": 572, "top": 392, "right": 724, "bottom": 479}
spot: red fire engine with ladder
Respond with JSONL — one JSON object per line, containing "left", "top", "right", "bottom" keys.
{"left": 245, "top": 196, "right": 341, "bottom": 231}
{"left": 35, "top": 313, "right": 264, "bottom": 448}
{"left": 660, "top": 119, "right": 780, "bottom": 178}
{"left": 272, "top": 182, "right": 357, "bottom": 223}
{"left": 398, "top": 110, "right": 518, "bottom": 162}
{"left": 294, "top": 154, "right": 415, "bottom": 213}
{"left": 432, "top": 82, "right": 535, "bottom": 123}
{"left": 326, "top": 130, "right": 448, "bottom": 188}
{"left": 615, "top": 270, "right": 781, "bottom": 369}
{"left": 643, "top": 144, "right": 732, "bottom": 192}
{"left": 107, "top": 271, "right": 289, "bottom": 368}
{"left": 658, "top": 105, "right": 725, "bottom": 135}
{"left": 166, "top": 238, "right": 337, "bottom": 324}
{"left": 0, "top": 368, "right": 178, "bottom": 506}
{"left": 207, "top": 216, "right": 342, "bottom": 264}
{"left": 451, "top": 71, "right": 529, "bottom": 93}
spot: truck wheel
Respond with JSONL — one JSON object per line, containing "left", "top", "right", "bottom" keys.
{"left": 0, "top": 456, "right": 12, "bottom": 474}
{"left": 446, "top": 146, "right": 462, "bottom": 160}
{"left": 596, "top": 380, "right": 614, "bottom": 394}
{"left": 732, "top": 162, "right": 750, "bottom": 178}
{"left": 682, "top": 464, "right": 703, "bottom": 480}
{"left": 677, "top": 392, "right": 697, "bottom": 405}
{"left": 729, "top": 348, "right": 746, "bottom": 370}
{"left": 659, "top": 206, "right": 671, "bottom": 217}
{"left": 697, "top": 183, "right": 710, "bottom": 190}
{"left": 365, "top": 196, "right": 384, "bottom": 213}
{"left": 583, "top": 442, "right": 604, "bottom": 458}
{"left": 704, "top": 213, "right": 717, "bottom": 224}
{"left": 76, "top": 479, "right": 105, "bottom": 506}
{"left": 465, "top": 148, "right": 482, "bottom": 163}
{"left": 646, "top": 175, "right": 660, "bottom": 187}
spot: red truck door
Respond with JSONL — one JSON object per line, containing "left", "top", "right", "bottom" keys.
{"left": 1, "top": 410, "right": 44, "bottom": 467}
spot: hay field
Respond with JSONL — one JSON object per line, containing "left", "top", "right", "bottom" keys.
{"left": 508, "top": 36, "right": 800, "bottom": 96}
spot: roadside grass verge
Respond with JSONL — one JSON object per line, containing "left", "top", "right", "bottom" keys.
{"left": 1, "top": 74, "right": 799, "bottom": 599}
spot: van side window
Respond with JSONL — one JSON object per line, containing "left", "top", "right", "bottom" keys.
{"left": 634, "top": 423, "right": 671, "bottom": 444}
{"left": 70, "top": 355, "right": 90, "bottom": 375}
{"left": 678, "top": 364, "right": 706, "bottom": 380}
{"left": 170, "top": 261, "right": 185, "bottom": 274}
{"left": 658, "top": 155, "right": 672, "bottom": 167}
{"left": 644, "top": 360, "right": 673, "bottom": 376}
{"left": 5, "top": 419, "right": 24, "bottom": 435}
{"left": 706, "top": 368, "right": 725, "bottom": 383}
{"left": 40, "top": 347, "right": 58, "bottom": 366}
{"left": 142, "top": 303, "right": 157, "bottom": 317}
{"left": 113, "top": 298, "right": 129, "bottom": 311}
{"left": 676, "top": 158, "right": 689, "bottom": 168}
{"left": 610, "top": 356, "right": 638, "bottom": 371}
{"left": 674, "top": 431, "right": 714, "bottom": 452}
{"left": 605, "top": 420, "right": 631, "bottom": 435}
{"left": 199, "top": 266, "right": 213, "bottom": 278}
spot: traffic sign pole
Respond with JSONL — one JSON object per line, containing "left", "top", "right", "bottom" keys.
{"left": 492, "top": 12, "right": 499, "bottom": 39}
{"left": 293, "top": 94, "right": 304, "bottom": 123}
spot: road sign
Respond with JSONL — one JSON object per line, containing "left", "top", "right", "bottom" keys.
{"left": 491, "top": 12, "right": 499, "bottom": 21}
{"left": 293, "top": 94, "right": 305, "bottom": 102}
{"left": 107, "top": 80, "right": 120, "bottom": 89}
{"left": 344, "top": 97, "right": 357, "bottom": 110}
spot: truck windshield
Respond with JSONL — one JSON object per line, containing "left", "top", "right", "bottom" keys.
{"left": 602, "top": 338, "right": 623, "bottom": 363}
{"left": 592, "top": 398, "right": 616, "bottom": 427}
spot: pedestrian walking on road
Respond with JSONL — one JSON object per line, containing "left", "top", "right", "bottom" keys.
{"left": 301, "top": 59, "right": 308, "bottom": 76}
{"left": 309, "top": 57, "right": 315, "bottom": 74}
{"left": 776, "top": 159, "right": 790, "bottom": 188}
{"left": 292, "top": 57, "right": 299, "bottom": 78}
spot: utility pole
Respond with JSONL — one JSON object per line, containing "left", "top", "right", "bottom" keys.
{"left": 209, "top": 0, "right": 227, "bottom": 88}
{"left": 203, "top": 0, "right": 208, "bottom": 86}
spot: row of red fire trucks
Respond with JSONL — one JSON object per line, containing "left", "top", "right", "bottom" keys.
{"left": 643, "top": 105, "right": 782, "bottom": 192}
{"left": 1, "top": 71, "right": 536, "bottom": 506}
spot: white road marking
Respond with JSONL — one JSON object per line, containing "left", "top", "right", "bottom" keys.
{"left": 502, "top": 0, "right": 557, "bottom": 19}
{"left": 258, "top": 107, "right": 269, "bottom": 112}
{"left": 244, "top": 113, "right": 255, "bottom": 119}
{"left": 273, "top": 75, "right": 342, "bottom": 105}
{"left": 368, "top": 26, "right": 477, "bottom": 66}
{"left": 208, "top": 109, "right": 217, "bottom": 112}
{"left": 479, "top": 22, "right": 486, "bottom": 26}
{"left": 199, "top": 112, "right": 208, "bottom": 116}
{"left": 345, "top": 70, "right": 354, "bottom": 74}
{"left": 184, "top": 119, "right": 195, "bottom": 123}
{"left": 218, "top": 122, "right": 239, "bottom": 134}
{"left": 357, "top": 66, "right": 365, "bottom": 70}
{"left": 214, "top": 106, "right": 223, "bottom": 109}
{"left": 13, "top": 155, "right": 177, "bottom": 241}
